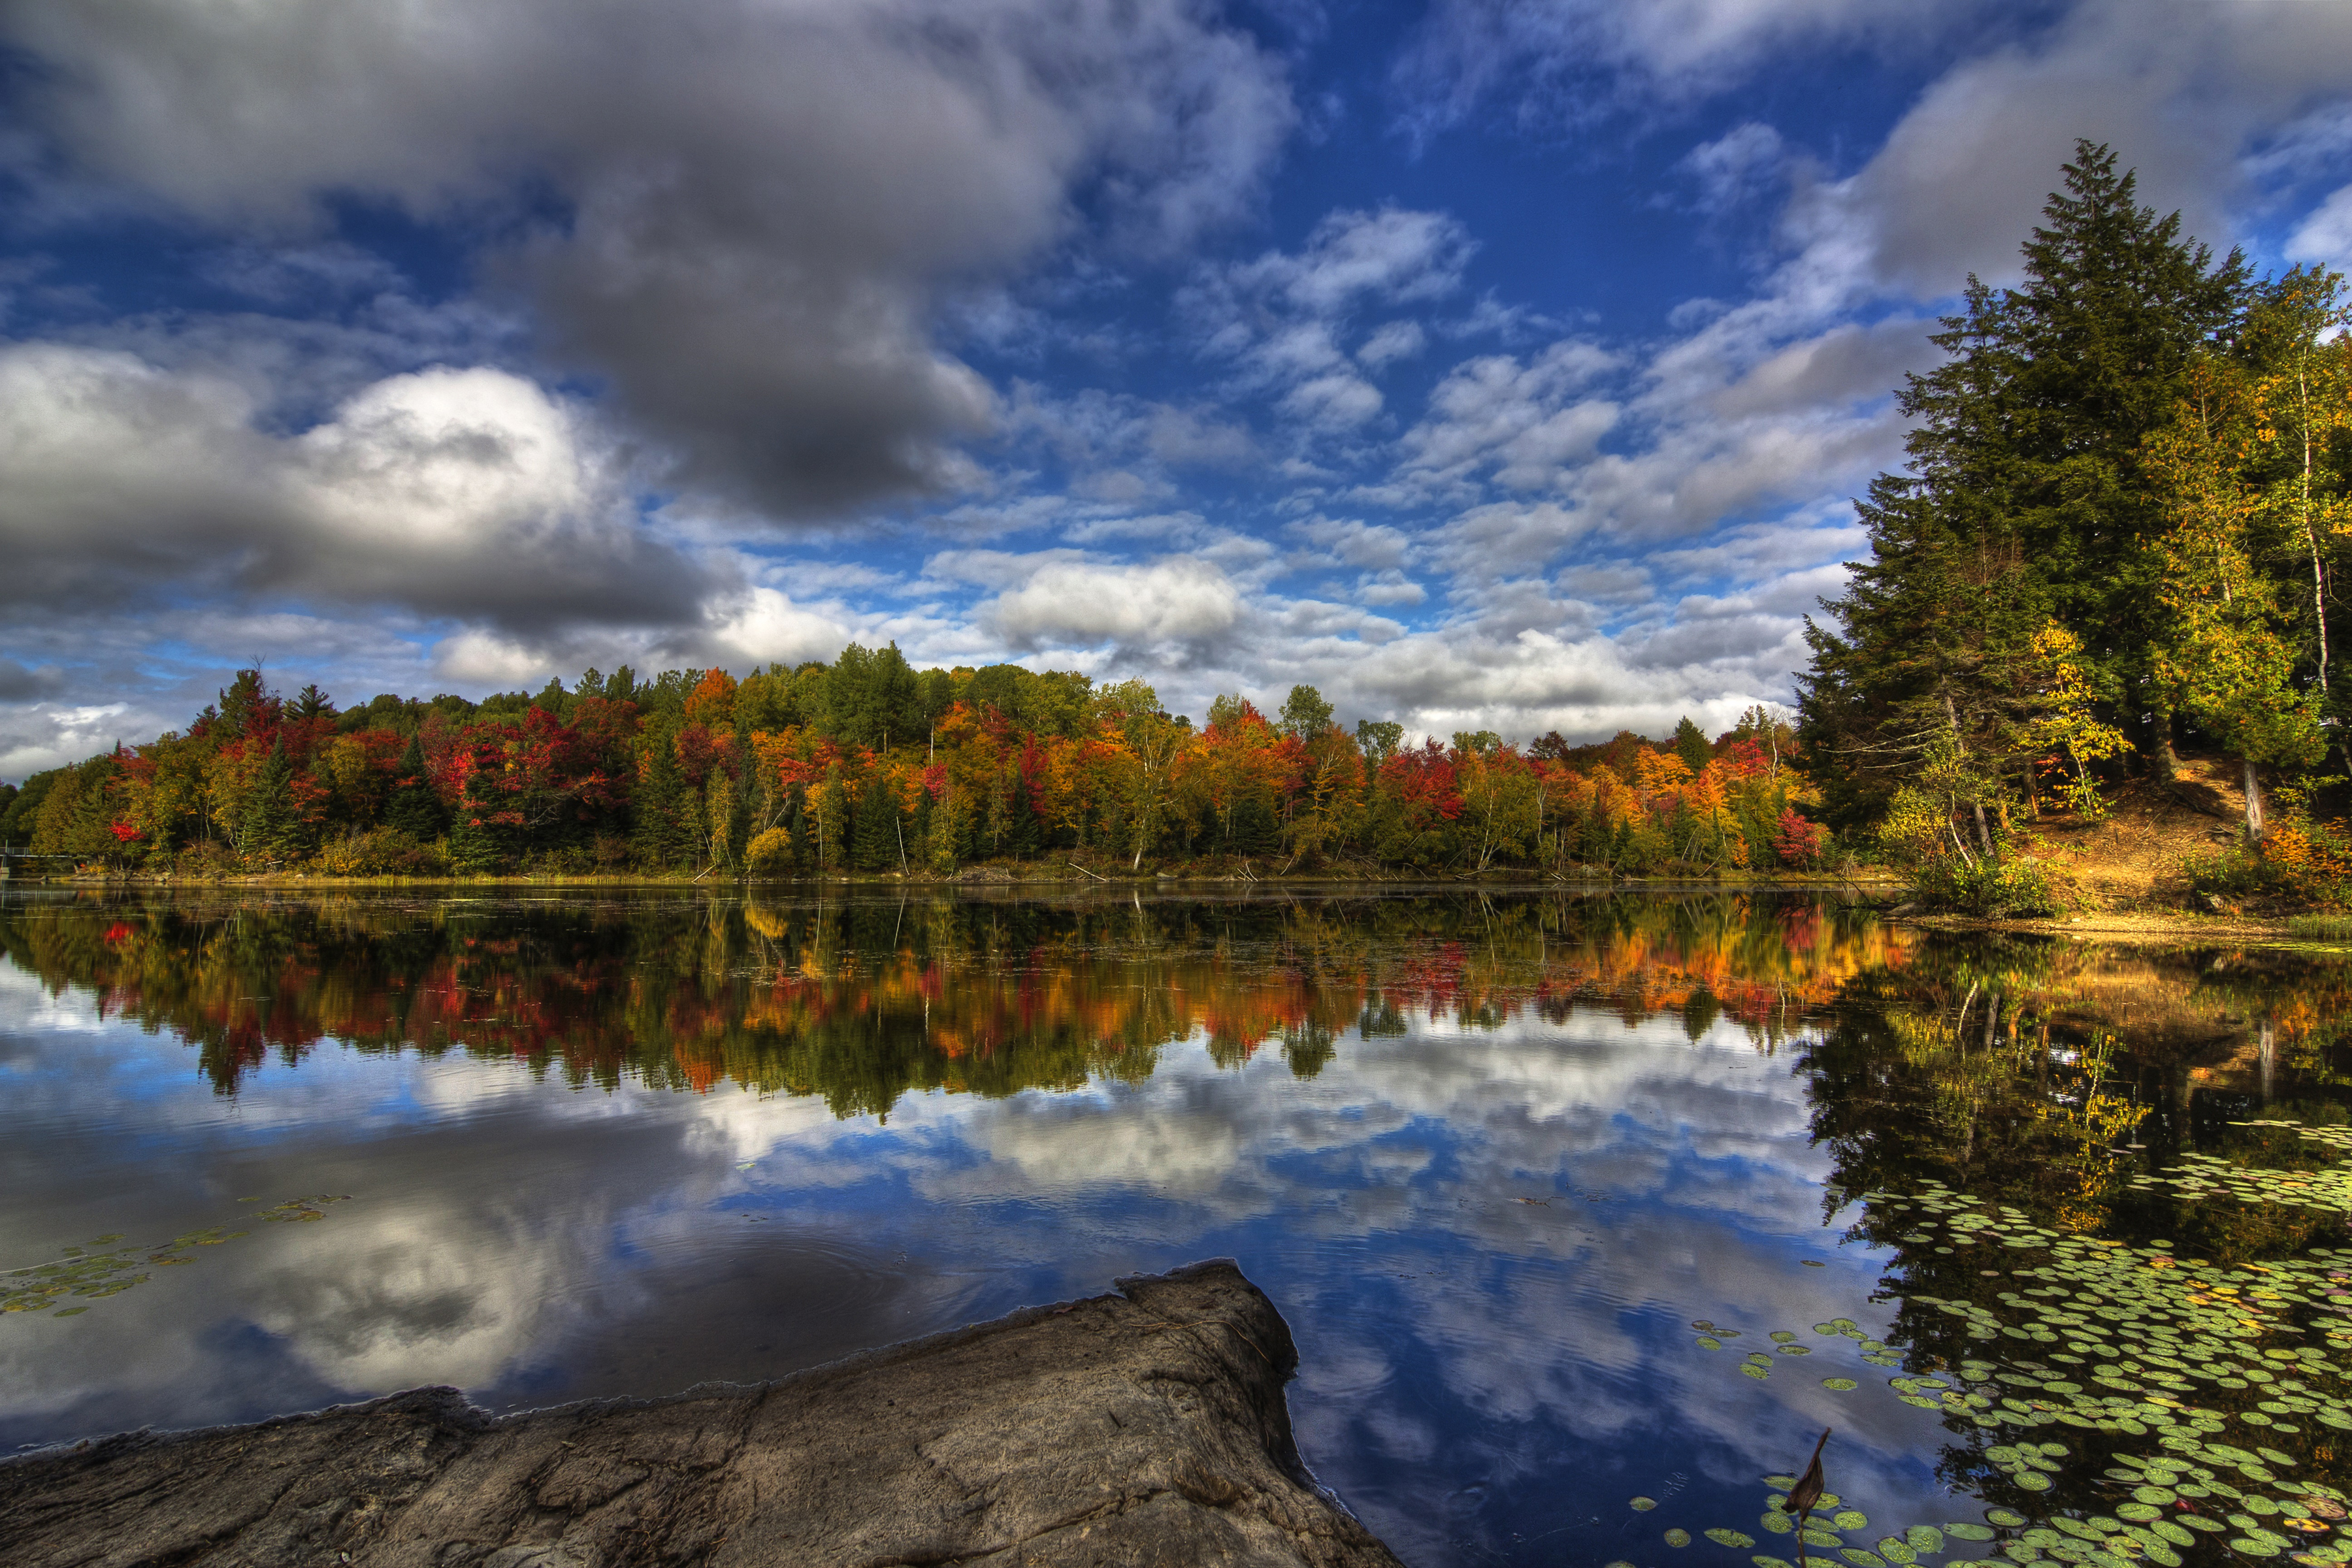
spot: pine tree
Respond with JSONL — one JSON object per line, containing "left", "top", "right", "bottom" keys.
{"left": 632, "top": 730, "right": 693, "bottom": 870}
{"left": 1802, "top": 141, "right": 2251, "bottom": 817}
{"left": 383, "top": 736, "right": 446, "bottom": 840}
{"left": 852, "top": 769, "right": 898, "bottom": 870}
{"left": 1004, "top": 766, "right": 1041, "bottom": 859}
{"left": 1672, "top": 717, "right": 1710, "bottom": 776}
{"left": 1230, "top": 785, "right": 1279, "bottom": 856}
{"left": 237, "top": 742, "right": 303, "bottom": 864}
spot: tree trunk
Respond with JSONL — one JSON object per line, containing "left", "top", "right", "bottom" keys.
{"left": 2149, "top": 703, "right": 2180, "bottom": 781}
{"left": 2242, "top": 757, "right": 2266, "bottom": 841}
{"left": 2303, "top": 366, "right": 2330, "bottom": 695}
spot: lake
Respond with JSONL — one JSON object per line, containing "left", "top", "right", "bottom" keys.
{"left": 4, "top": 885, "right": 2350, "bottom": 1568}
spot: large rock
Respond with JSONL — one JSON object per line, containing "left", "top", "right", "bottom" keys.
{"left": 1, "top": 1260, "right": 1403, "bottom": 1567}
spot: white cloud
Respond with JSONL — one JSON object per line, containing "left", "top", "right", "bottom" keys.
{"left": 2289, "top": 184, "right": 2352, "bottom": 270}
{"left": 977, "top": 556, "right": 1245, "bottom": 650}
{"left": 1356, "top": 320, "right": 1428, "bottom": 368}
{"left": 0, "top": 346, "right": 706, "bottom": 629}
{"left": 1, "top": 0, "right": 1298, "bottom": 515}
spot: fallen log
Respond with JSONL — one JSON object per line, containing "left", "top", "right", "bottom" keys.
{"left": 1, "top": 1259, "right": 1401, "bottom": 1568}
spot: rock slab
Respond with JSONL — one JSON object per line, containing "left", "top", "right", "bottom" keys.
{"left": 0, "top": 1260, "right": 1404, "bottom": 1568}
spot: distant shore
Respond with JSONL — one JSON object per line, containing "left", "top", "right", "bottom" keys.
{"left": 5, "top": 861, "right": 1888, "bottom": 892}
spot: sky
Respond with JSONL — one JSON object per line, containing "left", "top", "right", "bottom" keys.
{"left": 4, "top": 0, "right": 2352, "bottom": 776}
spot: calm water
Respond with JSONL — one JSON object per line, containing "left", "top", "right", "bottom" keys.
{"left": 5, "top": 886, "right": 2351, "bottom": 1568}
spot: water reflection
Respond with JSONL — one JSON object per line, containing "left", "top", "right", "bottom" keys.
{"left": 0, "top": 888, "right": 1896, "bottom": 1105}
{"left": 3, "top": 887, "right": 2350, "bottom": 1567}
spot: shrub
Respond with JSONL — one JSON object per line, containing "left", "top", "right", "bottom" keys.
{"left": 312, "top": 828, "right": 448, "bottom": 877}
{"left": 746, "top": 827, "right": 794, "bottom": 877}
{"left": 2181, "top": 796, "right": 2352, "bottom": 910}
{"left": 1772, "top": 808, "right": 1827, "bottom": 869}
{"left": 1905, "top": 855, "right": 2061, "bottom": 918}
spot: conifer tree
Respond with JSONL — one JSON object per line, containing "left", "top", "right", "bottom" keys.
{"left": 238, "top": 742, "right": 303, "bottom": 864}
{"left": 1672, "top": 717, "right": 1711, "bottom": 777}
{"left": 1004, "top": 766, "right": 1041, "bottom": 859}
{"left": 853, "top": 769, "right": 898, "bottom": 870}
{"left": 1802, "top": 141, "right": 2251, "bottom": 817}
{"left": 383, "top": 736, "right": 446, "bottom": 840}
{"left": 632, "top": 728, "right": 693, "bottom": 870}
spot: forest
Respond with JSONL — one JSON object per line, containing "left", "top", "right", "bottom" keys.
{"left": 3, "top": 143, "right": 2347, "bottom": 903}
{"left": 0, "top": 653, "right": 1818, "bottom": 881}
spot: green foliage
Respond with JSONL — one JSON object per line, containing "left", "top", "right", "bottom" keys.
{"left": 2288, "top": 913, "right": 2352, "bottom": 939}
{"left": 826, "top": 642, "right": 925, "bottom": 751}
{"left": 0, "top": 769, "right": 60, "bottom": 847}
{"left": 236, "top": 743, "right": 304, "bottom": 866}
{"left": 1277, "top": 684, "right": 1334, "bottom": 742}
{"left": 1673, "top": 716, "right": 1710, "bottom": 776}
{"left": 852, "top": 768, "right": 900, "bottom": 871}
{"left": 1354, "top": 720, "right": 1403, "bottom": 768}
{"left": 1803, "top": 140, "right": 2255, "bottom": 826}
{"left": 631, "top": 727, "right": 694, "bottom": 870}
{"left": 382, "top": 736, "right": 445, "bottom": 840}
{"left": 1903, "top": 855, "right": 2060, "bottom": 917}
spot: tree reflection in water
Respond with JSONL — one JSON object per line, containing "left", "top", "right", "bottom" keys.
{"left": 10, "top": 886, "right": 2352, "bottom": 1565}
{"left": 0, "top": 887, "right": 1905, "bottom": 1107}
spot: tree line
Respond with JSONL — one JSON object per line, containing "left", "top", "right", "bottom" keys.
{"left": 1799, "top": 141, "right": 2352, "bottom": 910}
{"left": 0, "top": 654, "right": 1822, "bottom": 879}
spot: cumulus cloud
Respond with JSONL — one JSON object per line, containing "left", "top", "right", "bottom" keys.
{"left": 1, "top": 0, "right": 1298, "bottom": 515}
{"left": 975, "top": 557, "right": 1244, "bottom": 651}
{"left": 2289, "top": 184, "right": 2352, "bottom": 270}
{"left": 0, "top": 346, "right": 708, "bottom": 630}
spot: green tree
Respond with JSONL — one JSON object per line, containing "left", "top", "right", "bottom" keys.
{"left": 1803, "top": 140, "right": 2252, "bottom": 806}
{"left": 237, "top": 742, "right": 304, "bottom": 864}
{"left": 383, "top": 736, "right": 446, "bottom": 840}
{"left": 1354, "top": 720, "right": 1403, "bottom": 769}
{"left": 852, "top": 768, "right": 900, "bottom": 871}
{"left": 1672, "top": 716, "right": 1710, "bottom": 776}
{"left": 1277, "top": 684, "right": 1335, "bottom": 742}
{"left": 2147, "top": 360, "right": 2328, "bottom": 838}
{"left": 631, "top": 728, "right": 694, "bottom": 869}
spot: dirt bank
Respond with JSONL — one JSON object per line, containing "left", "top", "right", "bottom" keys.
{"left": 0, "top": 1260, "right": 1402, "bottom": 1568}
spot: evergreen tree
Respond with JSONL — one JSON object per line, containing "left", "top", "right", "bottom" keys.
{"left": 384, "top": 736, "right": 446, "bottom": 840}
{"left": 853, "top": 769, "right": 899, "bottom": 870}
{"left": 238, "top": 742, "right": 304, "bottom": 864}
{"left": 632, "top": 729, "right": 693, "bottom": 869}
{"left": 1004, "top": 766, "right": 1041, "bottom": 858}
{"left": 1802, "top": 141, "right": 2251, "bottom": 815}
{"left": 1672, "top": 717, "right": 1711, "bottom": 776}
{"left": 1230, "top": 785, "right": 1279, "bottom": 856}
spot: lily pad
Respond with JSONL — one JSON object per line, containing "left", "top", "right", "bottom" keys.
{"left": 1631, "top": 1497, "right": 1658, "bottom": 1511}
{"left": 1665, "top": 1527, "right": 1691, "bottom": 1547}
{"left": 1823, "top": 1377, "right": 1859, "bottom": 1391}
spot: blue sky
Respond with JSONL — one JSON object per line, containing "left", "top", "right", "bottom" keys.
{"left": 4, "top": 0, "right": 2352, "bottom": 775}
